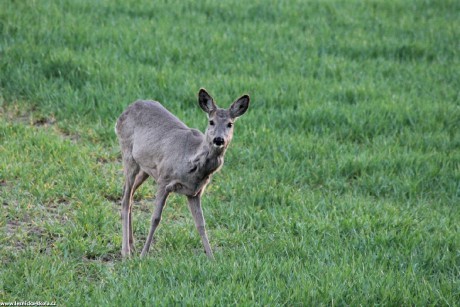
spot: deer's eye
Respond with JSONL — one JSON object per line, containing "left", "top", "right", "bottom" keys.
{"left": 227, "top": 122, "right": 233, "bottom": 128}
{"left": 189, "top": 165, "right": 198, "bottom": 173}
{"left": 209, "top": 120, "right": 215, "bottom": 126}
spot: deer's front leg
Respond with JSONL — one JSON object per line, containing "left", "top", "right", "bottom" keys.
{"left": 187, "top": 194, "right": 214, "bottom": 260}
{"left": 140, "top": 187, "right": 169, "bottom": 257}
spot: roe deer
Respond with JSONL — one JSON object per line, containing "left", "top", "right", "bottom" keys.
{"left": 115, "top": 88, "right": 250, "bottom": 258}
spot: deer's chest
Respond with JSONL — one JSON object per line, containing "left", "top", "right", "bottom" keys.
{"left": 170, "top": 156, "right": 223, "bottom": 197}
{"left": 167, "top": 175, "right": 211, "bottom": 197}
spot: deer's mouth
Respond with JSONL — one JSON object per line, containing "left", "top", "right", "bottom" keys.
{"left": 212, "top": 143, "right": 225, "bottom": 149}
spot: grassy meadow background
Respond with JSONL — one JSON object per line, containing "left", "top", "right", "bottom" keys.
{"left": 1, "top": 0, "right": 459, "bottom": 304}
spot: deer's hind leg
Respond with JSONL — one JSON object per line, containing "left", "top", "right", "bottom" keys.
{"left": 120, "top": 157, "right": 142, "bottom": 258}
{"left": 128, "top": 170, "right": 149, "bottom": 251}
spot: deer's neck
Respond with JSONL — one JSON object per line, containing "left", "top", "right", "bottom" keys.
{"left": 200, "top": 144, "right": 225, "bottom": 176}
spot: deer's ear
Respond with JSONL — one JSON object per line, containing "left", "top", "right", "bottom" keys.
{"left": 198, "top": 88, "right": 216, "bottom": 114}
{"left": 229, "top": 94, "right": 250, "bottom": 119}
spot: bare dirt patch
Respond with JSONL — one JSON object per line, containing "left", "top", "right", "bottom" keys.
{"left": 33, "top": 116, "right": 56, "bottom": 127}
{"left": 2, "top": 197, "right": 71, "bottom": 257}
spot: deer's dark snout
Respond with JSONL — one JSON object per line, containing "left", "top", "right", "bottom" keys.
{"left": 213, "top": 137, "right": 225, "bottom": 146}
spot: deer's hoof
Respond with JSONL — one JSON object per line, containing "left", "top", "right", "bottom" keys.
{"left": 121, "top": 249, "right": 131, "bottom": 258}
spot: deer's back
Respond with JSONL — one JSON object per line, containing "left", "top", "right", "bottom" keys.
{"left": 116, "top": 100, "right": 188, "bottom": 136}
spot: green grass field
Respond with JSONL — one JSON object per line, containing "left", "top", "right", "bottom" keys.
{"left": 1, "top": 0, "right": 459, "bottom": 305}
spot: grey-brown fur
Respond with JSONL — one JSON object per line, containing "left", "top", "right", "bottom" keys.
{"left": 115, "top": 88, "right": 250, "bottom": 258}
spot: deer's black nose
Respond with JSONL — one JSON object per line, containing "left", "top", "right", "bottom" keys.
{"left": 213, "top": 137, "right": 225, "bottom": 146}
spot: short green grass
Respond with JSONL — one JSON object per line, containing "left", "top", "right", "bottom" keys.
{"left": 1, "top": 0, "right": 459, "bottom": 305}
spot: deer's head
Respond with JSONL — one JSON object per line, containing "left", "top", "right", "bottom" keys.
{"left": 198, "top": 88, "right": 250, "bottom": 153}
